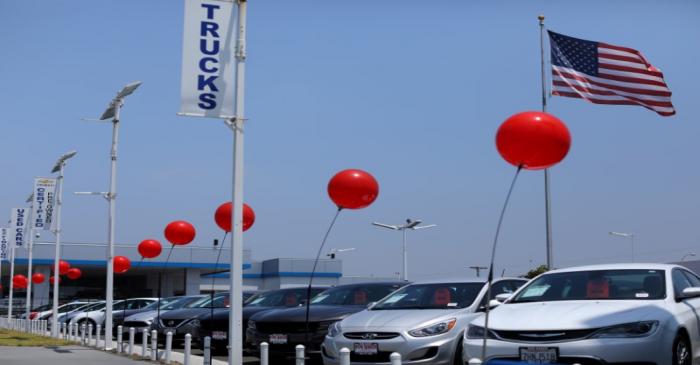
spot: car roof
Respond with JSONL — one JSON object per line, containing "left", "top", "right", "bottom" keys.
{"left": 548, "top": 263, "right": 680, "bottom": 274}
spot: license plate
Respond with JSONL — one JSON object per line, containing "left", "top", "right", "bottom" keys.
{"left": 353, "top": 343, "right": 378, "bottom": 356}
{"left": 519, "top": 347, "right": 558, "bottom": 363}
{"left": 269, "top": 334, "right": 287, "bottom": 344}
{"left": 212, "top": 331, "right": 227, "bottom": 340}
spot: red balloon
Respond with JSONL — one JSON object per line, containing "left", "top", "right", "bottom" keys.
{"left": 49, "top": 275, "right": 61, "bottom": 284}
{"left": 496, "top": 111, "right": 571, "bottom": 170}
{"left": 66, "top": 268, "right": 82, "bottom": 280}
{"left": 214, "top": 202, "right": 256, "bottom": 232}
{"left": 114, "top": 256, "right": 131, "bottom": 274}
{"left": 138, "top": 239, "right": 162, "bottom": 259}
{"left": 58, "top": 260, "right": 71, "bottom": 275}
{"left": 12, "top": 275, "right": 28, "bottom": 289}
{"left": 31, "top": 273, "right": 45, "bottom": 284}
{"left": 327, "top": 169, "right": 379, "bottom": 209}
{"left": 164, "top": 221, "right": 196, "bottom": 245}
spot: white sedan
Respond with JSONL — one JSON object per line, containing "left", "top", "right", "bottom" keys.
{"left": 464, "top": 263, "right": 700, "bottom": 365}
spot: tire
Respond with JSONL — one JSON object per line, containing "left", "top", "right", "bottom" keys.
{"left": 76, "top": 318, "right": 96, "bottom": 335}
{"left": 453, "top": 336, "right": 464, "bottom": 365}
{"left": 673, "top": 332, "right": 692, "bottom": 365}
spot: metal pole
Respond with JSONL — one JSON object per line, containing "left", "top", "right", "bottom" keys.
{"left": 538, "top": 14, "right": 554, "bottom": 270}
{"left": 7, "top": 246, "right": 15, "bottom": 320}
{"left": 228, "top": 1, "right": 247, "bottom": 364}
{"left": 24, "top": 207, "right": 34, "bottom": 330}
{"left": 402, "top": 228, "right": 407, "bottom": 281}
{"left": 51, "top": 163, "right": 66, "bottom": 336}
{"left": 105, "top": 103, "right": 120, "bottom": 350}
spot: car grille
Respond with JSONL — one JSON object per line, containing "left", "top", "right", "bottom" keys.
{"left": 159, "top": 319, "right": 187, "bottom": 328}
{"left": 343, "top": 332, "right": 400, "bottom": 340}
{"left": 493, "top": 329, "right": 598, "bottom": 342}
{"left": 256, "top": 322, "right": 319, "bottom": 334}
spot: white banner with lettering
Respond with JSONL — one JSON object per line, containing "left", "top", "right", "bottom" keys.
{"left": 32, "top": 177, "right": 57, "bottom": 231}
{"left": 0, "top": 227, "right": 9, "bottom": 260}
{"left": 10, "top": 207, "right": 27, "bottom": 248}
{"left": 179, "top": 0, "right": 236, "bottom": 119}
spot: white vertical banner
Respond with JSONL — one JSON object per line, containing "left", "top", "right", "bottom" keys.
{"left": 10, "top": 208, "right": 27, "bottom": 248}
{"left": 32, "top": 177, "right": 57, "bottom": 231}
{"left": 178, "top": 0, "right": 236, "bottom": 119}
{"left": 0, "top": 227, "right": 8, "bottom": 260}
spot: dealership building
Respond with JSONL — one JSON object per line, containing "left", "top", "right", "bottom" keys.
{"left": 0, "top": 241, "right": 385, "bottom": 308}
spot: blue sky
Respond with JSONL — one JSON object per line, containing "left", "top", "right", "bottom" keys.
{"left": 1, "top": 0, "right": 699, "bottom": 279}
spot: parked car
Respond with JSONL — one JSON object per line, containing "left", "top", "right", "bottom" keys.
{"left": 322, "top": 278, "right": 526, "bottom": 365}
{"left": 113, "top": 296, "right": 186, "bottom": 331}
{"left": 68, "top": 298, "right": 157, "bottom": 331}
{"left": 464, "top": 263, "right": 700, "bottom": 365}
{"left": 152, "top": 292, "right": 229, "bottom": 343}
{"left": 120, "top": 295, "right": 207, "bottom": 336}
{"left": 34, "top": 301, "right": 89, "bottom": 320}
{"left": 200, "top": 286, "right": 328, "bottom": 352}
{"left": 58, "top": 301, "right": 106, "bottom": 328}
{"left": 246, "top": 282, "right": 407, "bottom": 361}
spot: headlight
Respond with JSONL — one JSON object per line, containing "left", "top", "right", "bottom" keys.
{"left": 408, "top": 318, "right": 457, "bottom": 337}
{"left": 327, "top": 321, "right": 342, "bottom": 338}
{"left": 466, "top": 325, "right": 497, "bottom": 339}
{"left": 590, "top": 321, "right": 658, "bottom": 338}
{"left": 247, "top": 320, "right": 256, "bottom": 330}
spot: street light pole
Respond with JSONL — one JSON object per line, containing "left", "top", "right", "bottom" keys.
{"left": 372, "top": 219, "right": 437, "bottom": 281}
{"left": 50, "top": 151, "right": 76, "bottom": 337}
{"left": 93, "top": 81, "right": 140, "bottom": 349}
{"left": 609, "top": 231, "right": 635, "bottom": 262}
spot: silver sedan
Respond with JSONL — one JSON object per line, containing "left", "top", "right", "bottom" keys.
{"left": 322, "top": 277, "right": 526, "bottom": 365}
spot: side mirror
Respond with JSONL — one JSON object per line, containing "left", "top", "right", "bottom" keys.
{"left": 477, "top": 300, "right": 502, "bottom": 312}
{"left": 366, "top": 302, "right": 377, "bottom": 309}
{"left": 495, "top": 293, "right": 512, "bottom": 303}
{"left": 680, "top": 287, "right": 700, "bottom": 300}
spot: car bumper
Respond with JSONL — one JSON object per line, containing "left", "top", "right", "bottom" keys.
{"left": 462, "top": 331, "right": 670, "bottom": 364}
{"left": 322, "top": 332, "right": 460, "bottom": 365}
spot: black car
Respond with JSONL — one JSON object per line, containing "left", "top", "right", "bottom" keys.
{"left": 199, "top": 286, "right": 327, "bottom": 352}
{"left": 246, "top": 282, "right": 406, "bottom": 361}
{"left": 113, "top": 296, "right": 192, "bottom": 334}
{"left": 152, "top": 292, "right": 229, "bottom": 343}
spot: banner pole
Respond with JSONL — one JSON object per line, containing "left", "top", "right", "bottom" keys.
{"left": 228, "top": 1, "right": 247, "bottom": 364}
{"left": 7, "top": 246, "right": 15, "bottom": 320}
{"left": 24, "top": 206, "right": 34, "bottom": 329}
{"left": 51, "top": 163, "right": 66, "bottom": 336}
{"left": 538, "top": 14, "right": 554, "bottom": 270}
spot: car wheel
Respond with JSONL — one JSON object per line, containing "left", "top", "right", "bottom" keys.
{"left": 453, "top": 336, "right": 464, "bottom": 365}
{"left": 673, "top": 333, "right": 692, "bottom": 365}
{"left": 77, "top": 319, "right": 96, "bottom": 335}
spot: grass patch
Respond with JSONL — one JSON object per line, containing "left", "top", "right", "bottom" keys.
{"left": 0, "top": 329, "right": 74, "bottom": 347}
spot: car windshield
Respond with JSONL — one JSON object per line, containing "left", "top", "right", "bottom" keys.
{"left": 79, "top": 302, "right": 106, "bottom": 312}
{"left": 310, "top": 285, "right": 400, "bottom": 306}
{"left": 188, "top": 293, "right": 229, "bottom": 308}
{"left": 511, "top": 269, "right": 666, "bottom": 303}
{"left": 160, "top": 296, "right": 202, "bottom": 310}
{"left": 144, "top": 297, "right": 180, "bottom": 310}
{"left": 372, "top": 283, "right": 484, "bottom": 310}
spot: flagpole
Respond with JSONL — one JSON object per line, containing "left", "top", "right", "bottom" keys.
{"left": 7, "top": 246, "right": 15, "bottom": 320}
{"left": 538, "top": 14, "right": 554, "bottom": 270}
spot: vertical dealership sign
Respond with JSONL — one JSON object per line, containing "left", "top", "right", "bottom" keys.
{"left": 10, "top": 208, "right": 26, "bottom": 248}
{"left": 0, "top": 228, "right": 8, "bottom": 260}
{"left": 32, "top": 177, "right": 57, "bottom": 231}
{"left": 179, "top": 0, "right": 236, "bottom": 119}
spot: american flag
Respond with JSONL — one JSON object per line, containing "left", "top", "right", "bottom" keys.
{"left": 548, "top": 31, "right": 675, "bottom": 116}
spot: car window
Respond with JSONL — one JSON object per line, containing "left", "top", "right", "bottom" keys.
{"left": 311, "top": 284, "right": 401, "bottom": 306}
{"left": 373, "top": 283, "right": 484, "bottom": 310}
{"left": 682, "top": 270, "right": 700, "bottom": 288}
{"left": 673, "top": 269, "right": 693, "bottom": 297}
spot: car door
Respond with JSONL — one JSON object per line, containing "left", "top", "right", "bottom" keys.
{"left": 679, "top": 269, "right": 700, "bottom": 361}
{"left": 671, "top": 268, "right": 700, "bottom": 362}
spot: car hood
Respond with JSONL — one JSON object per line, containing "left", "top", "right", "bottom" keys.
{"left": 251, "top": 305, "right": 364, "bottom": 323}
{"left": 340, "top": 309, "right": 470, "bottom": 331}
{"left": 472, "top": 300, "right": 670, "bottom": 330}
{"left": 125, "top": 310, "right": 166, "bottom": 322}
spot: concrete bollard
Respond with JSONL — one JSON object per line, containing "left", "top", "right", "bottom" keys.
{"left": 61, "top": 323, "right": 66, "bottom": 339}
{"left": 296, "top": 344, "right": 305, "bottom": 365}
{"left": 184, "top": 334, "right": 192, "bottom": 365}
{"left": 165, "top": 332, "right": 173, "bottom": 365}
{"left": 88, "top": 324, "right": 93, "bottom": 345}
{"left": 390, "top": 352, "right": 402, "bottom": 365}
{"left": 468, "top": 359, "right": 483, "bottom": 365}
{"left": 80, "top": 324, "right": 86, "bottom": 344}
{"left": 339, "top": 347, "right": 350, "bottom": 365}
{"left": 116, "top": 326, "right": 123, "bottom": 353}
{"left": 203, "top": 336, "right": 211, "bottom": 365}
{"left": 96, "top": 324, "right": 101, "bottom": 347}
{"left": 260, "top": 342, "right": 269, "bottom": 365}
{"left": 151, "top": 330, "right": 158, "bottom": 361}
{"left": 142, "top": 328, "right": 149, "bottom": 357}
{"left": 129, "top": 327, "right": 135, "bottom": 355}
